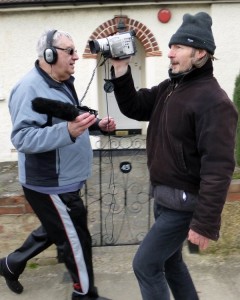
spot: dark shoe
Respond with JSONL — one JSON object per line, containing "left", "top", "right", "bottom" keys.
{"left": 72, "top": 283, "right": 111, "bottom": 300}
{"left": 72, "top": 293, "right": 112, "bottom": 300}
{"left": 0, "top": 257, "right": 23, "bottom": 294}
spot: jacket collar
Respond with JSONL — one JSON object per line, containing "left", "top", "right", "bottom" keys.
{"left": 169, "top": 58, "right": 213, "bottom": 84}
{"left": 34, "top": 60, "right": 79, "bottom": 105}
{"left": 35, "top": 60, "right": 75, "bottom": 88}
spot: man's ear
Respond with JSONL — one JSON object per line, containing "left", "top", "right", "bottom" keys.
{"left": 197, "top": 49, "right": 207, "bottom": 59}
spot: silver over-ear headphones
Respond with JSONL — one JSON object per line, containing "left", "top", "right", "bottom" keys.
{"left": 44, "top": 29, "right": 58, "bottom": 64}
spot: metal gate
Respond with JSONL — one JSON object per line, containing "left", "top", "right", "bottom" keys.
{"left": 82, "top": 135, "right": 153, "bottom": 246}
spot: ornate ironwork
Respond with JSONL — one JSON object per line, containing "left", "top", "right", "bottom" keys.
{"left": 82, "top": 135, "right": 153, "bottom": 246}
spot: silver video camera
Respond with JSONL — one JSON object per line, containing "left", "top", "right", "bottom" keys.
{"left": 89, "top": 30, "right": 137, "bottom": 59}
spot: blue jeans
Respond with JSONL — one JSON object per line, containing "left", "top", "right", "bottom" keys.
{"left": 133, "top": 202, "right": 199, "bottom": 300}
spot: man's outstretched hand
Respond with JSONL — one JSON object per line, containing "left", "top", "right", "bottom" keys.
{"left": 99, "top": 117, "right": 116, "bottom": 132}
{"left": 188, "top": 229, "right": 209, "bottom": 250}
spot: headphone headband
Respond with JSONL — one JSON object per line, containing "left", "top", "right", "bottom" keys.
{"left": 46, "top": 29, "right": 57, "bottom": 48}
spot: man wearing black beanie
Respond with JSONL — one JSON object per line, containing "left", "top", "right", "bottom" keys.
{"left": 109, "top": 11, "right": 238, "bottom": 300}
{"left": 169, "top": 12, "right": 216, "bottom": 55}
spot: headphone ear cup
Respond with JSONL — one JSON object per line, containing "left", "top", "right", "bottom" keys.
{"left": 44, "top": 47, "right": 58, "bottom": 64}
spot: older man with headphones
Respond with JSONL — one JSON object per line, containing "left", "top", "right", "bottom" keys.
{"left": 0, "top": 29, "right": 114, "bottom": 300}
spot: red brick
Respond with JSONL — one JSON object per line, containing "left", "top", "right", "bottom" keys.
{"left": 227, "top": 192, "right": 240, "bottom": 202}
{"left": 0, "top": 206, "right": 25, "bottom": 215}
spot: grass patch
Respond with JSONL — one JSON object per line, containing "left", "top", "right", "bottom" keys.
{"left": 27, "top": 262, "right": 39, "bottom": 269}
{"left": 233, "top": 167, "right": 240, "bottom": 179}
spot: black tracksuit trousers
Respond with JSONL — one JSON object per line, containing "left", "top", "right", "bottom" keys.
{"left": 6, "top": 186, "right": 96, "bottom": 296}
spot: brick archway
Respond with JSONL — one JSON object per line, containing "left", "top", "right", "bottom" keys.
{"left": 82, "top": 15, "right": 162, "bottom": 58}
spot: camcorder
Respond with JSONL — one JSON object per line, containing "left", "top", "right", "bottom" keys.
{"left": 89, "top": 30, "right": 137, "bottom": 59}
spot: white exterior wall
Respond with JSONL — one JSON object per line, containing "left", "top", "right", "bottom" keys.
{"left": 0, "top": 2, "right": 240, "bottom": 162}
{"left": 211, "top": 4, "right": 240, "bottom": 99}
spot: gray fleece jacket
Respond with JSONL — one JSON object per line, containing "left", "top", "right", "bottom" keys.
{"left": 8, "top": 61, "right": 93, "bottom": 192}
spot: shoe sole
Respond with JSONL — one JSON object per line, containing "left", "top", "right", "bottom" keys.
{"left": 5, "top": 278, "right": 24, "bottom": 294}
{"left": 0, "top": 259, "right": 24, "bottom": 294}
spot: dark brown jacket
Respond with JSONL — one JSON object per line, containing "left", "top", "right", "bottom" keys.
{"left": 110, "top": 59, "right": 238, "bottom": 240}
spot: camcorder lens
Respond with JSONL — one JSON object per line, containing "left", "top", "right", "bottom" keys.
{"left": 89, "top": 40, "right": 100, "bottom": 54}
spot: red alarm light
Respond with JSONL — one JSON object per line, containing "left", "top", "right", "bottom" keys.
{"left": 158, "top": 9, "right": 171, "bottom": 23}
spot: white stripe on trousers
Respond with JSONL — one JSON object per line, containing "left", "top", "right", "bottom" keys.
{"left": 50, "top": 194, "right": 89, "bottom": 295}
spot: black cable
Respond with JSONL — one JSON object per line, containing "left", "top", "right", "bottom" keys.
{"left": 79, "top": 55, "right": 104, "bottom": 105}
{"left": 81, "top": 55, "right": 123, "bottom": 245}
{"left": 102, "top": 58, "right": 117, "bottom": 244}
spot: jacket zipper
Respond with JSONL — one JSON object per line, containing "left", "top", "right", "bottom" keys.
{"left": 164, "top": 83, "right": 178, "bottom": 103}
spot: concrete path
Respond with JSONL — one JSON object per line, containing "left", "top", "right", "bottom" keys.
{"left": 1, "top": 245, "right": 240, "bottom": 300}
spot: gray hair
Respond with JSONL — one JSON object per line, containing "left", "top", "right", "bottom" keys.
{"left": 191, "top": 48, "right": 216, "bottom": 68}
{"left": 36, "top": 29, "right": 73, "bottom": 58}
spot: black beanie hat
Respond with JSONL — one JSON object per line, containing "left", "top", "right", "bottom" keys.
{"left": 169, "top": 12, "right": 216, "bottom": 54}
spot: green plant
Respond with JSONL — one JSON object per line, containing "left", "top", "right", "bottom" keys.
{"left": 232, "top": 168, "right": 240, "bottom": 179}
{"left": 233, "top": 73, "right": 240, "bottom": 166}
{"left": 27, "top": 262, "right": 39, "bottom": 269}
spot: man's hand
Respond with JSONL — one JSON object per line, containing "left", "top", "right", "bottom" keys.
{"left": 68, "top": 113, "right": 96, "bottom": 138}
{"left": 110, "top": 57, "right": 131, "bottom": 78}
{"left": 188, "top": 229, "right": 209, "bottom": 250}
{"left": 99, "top": 117, "right": 116, "bottom": 132}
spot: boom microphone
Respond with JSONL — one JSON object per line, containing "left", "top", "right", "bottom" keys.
{"left": 32, "top": 97, "right": 98, "bottom": 121}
